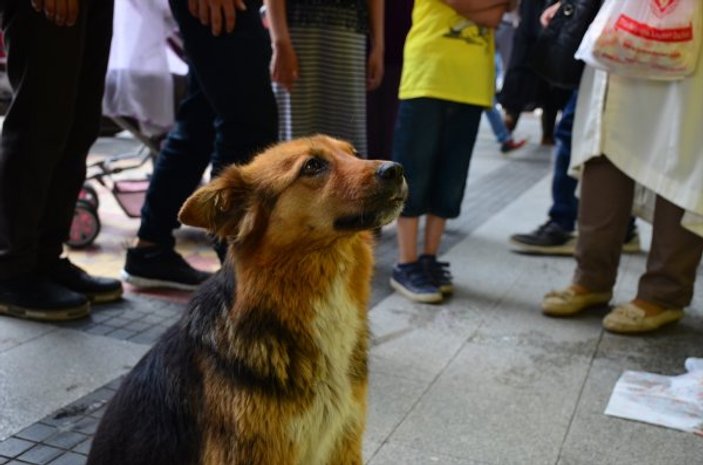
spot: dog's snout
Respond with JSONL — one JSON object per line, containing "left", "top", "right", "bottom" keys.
{"left": 376, "top": 162, "right": 404, "bottom": 182}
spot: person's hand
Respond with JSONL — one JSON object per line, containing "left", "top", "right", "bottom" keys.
{"left": 270, "top": 40, "right": 299, "bottom": 92}
{"left": 366, "top": 46, "right": 384, "bottom": 91}
{"left": 540, "top": 1, "right": 561, "bottom": 28}
{"left": 188, "top": 0, "right": 247, "bottom": 36}
{"left": 31, "top": 0, "right": 80, "bottom": 27}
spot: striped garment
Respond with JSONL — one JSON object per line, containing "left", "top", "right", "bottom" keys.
{"left": 274, "top": 26, "right": 368, "bottom": 156}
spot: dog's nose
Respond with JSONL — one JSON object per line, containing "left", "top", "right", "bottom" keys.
{"left": 376, "top": 162, "right": 404, "bottom": 181}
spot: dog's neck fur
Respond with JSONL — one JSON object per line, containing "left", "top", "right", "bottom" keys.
{"left": 232, "top": 232, "right": 373, "bottom": 321}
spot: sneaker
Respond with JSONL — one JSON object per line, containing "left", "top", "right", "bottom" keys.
{"left": 43, "top": 258, "right": 123, "bottom": 304}
{"left": 0, "top": 275, "right": 90, "bottom": 321}
{"left": 510, "top": 221, "right": 575, "bottom": 255}
{"left": 390, "top": 261, "right": 443, "bottom": 303}
{"left": 122, "top": 246, "right": 213, "bottom": 291}
{"left": 418, "top": 254, "right": 453, "bottom": 294}
{"left": 500, "top": 138, "right": 527, "bottom": 154}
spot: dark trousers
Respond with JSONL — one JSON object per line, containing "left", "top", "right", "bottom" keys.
{"left": 548, "top": 91, "right": 578, "bottom": 232}
{"left": 0, "top": 0, "right": 113, "bottom": 279}
{"left": 137, "top": 0, "right": 277, "bottom": 248}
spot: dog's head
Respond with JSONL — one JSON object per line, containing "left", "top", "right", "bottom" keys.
{"left": 178, "top": 135, "right": 407, "bottom": 249}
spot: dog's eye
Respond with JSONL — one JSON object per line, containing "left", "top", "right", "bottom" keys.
{"left": 300, "top": 157, "right": 328, "bottom": 176}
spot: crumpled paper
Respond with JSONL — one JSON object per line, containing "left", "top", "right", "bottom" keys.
{"left": 605, "top": 358, "right": 703, "bottom": 436}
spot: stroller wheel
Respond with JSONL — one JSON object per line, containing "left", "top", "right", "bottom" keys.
{"left": 78, "top": 183, "right": 100, "bottom": 210}
{"left": 66, "top": 200, "right": 101, "bottom": 249}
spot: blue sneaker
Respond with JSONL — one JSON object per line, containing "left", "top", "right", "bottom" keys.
{"left": 390, "top": 261, "right": 443, "bottom": 303}
{"left": 418, "top": 254, "right": 453, "bottom": 294}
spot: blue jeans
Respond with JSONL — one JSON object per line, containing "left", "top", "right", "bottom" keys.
{"left": 484, "top": 100, "right": 511, "bottom": 144}
{"left": 392, "top": 98, "right": 483, "bottom": 219}
{"left": 548, "top": 91, "right": 578, "bottom": 232}
{"left": 138, "top": 0, "right": 278, "bottom": 248}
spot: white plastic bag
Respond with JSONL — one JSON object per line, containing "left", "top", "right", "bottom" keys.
{"left": 605, "top": 358, "right": 703, "bottom": 436}
{"left": 576, "top": 0, "right": 702, "bottom": 80}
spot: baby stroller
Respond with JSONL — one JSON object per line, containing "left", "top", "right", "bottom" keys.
{"left": 66, "top": 0, "right": 187, "bottom": 248}
{"left": 67, "top": 119, "right": 162, "bottom": 248}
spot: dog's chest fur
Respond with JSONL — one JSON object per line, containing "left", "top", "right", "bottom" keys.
{"left": 288, "top": 277, "right": 363, "bottom": 465}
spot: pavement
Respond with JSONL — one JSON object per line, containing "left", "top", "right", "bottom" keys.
{"left": 1, "top": 114, "right": 702, "bottom": 465}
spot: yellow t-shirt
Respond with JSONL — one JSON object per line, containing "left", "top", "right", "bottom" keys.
{"left": 399, "top": 0, "right": 496, "bottom": 107}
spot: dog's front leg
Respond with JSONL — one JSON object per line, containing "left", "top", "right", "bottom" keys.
{"left": 326, "top": 382, "right": 367, "bottom": 465}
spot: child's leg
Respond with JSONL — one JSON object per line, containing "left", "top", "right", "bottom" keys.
{"left": 397, "top": 216, "right": 420, "bottom": 264}
{"left": 424, "top": 215, "right": 446, "bottom": 256}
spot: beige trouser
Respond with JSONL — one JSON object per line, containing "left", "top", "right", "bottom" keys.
{"left": 574, "top": 156, "right": 703, "bottom": 309}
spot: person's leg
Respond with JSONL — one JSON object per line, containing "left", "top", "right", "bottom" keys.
{"left": 0, "top": 0, "right": 89, "bottom": 278}
{"left": 137, "top": 72, "right": 216, "bottom": 249}
{"left": 123, "top": 71, "right": 217, "bottom": 290}
{"left": 601, "top": 195, "right": 703, "bottom": 333}
{"left": 573, "top": 156, "right": 634, "bottom": 292}
{"left": 484, "top": 103, "right": 510, "bottom": 144}
{"left": 390, "top": 99, "right": 442, "bottom": 303}
{"left": 0, "top": 0, "right": 111, "bottom": 318}
{"left": 636, "top": 196, "right": 703, "bottom": 310}
{"left": 421, "top": 102, "right": 482, "bottom": 294}
{"left": 542, "top": 156, "right": 632, "bottom": 316}
{"left": 396, "top": 217, "right": 420, "bottom": 264}
{"left": 37, "top": 0, "right": 115, "bottom": 269}
{"left": 170, "top": 0, "right": 278, "bottom": 176}
{"left": 548, "top": 91, "right": 578, "bottom": 231}
{"left": 571, "top": 156, "right": 632, "bottom": 298}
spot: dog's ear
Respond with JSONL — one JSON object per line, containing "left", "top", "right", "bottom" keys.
{"left": 178, "top": 167, "right": 255, "bottom": 241}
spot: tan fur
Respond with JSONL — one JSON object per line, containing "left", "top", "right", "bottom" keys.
{"left": 178, "top": 135, "right": 406, "bottom": 465}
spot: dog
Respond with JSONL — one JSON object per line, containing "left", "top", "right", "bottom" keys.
{"left": 87, "top": 135, "right": 407, "bottom": 465}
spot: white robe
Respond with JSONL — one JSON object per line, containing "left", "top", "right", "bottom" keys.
{"left": 571, "top": 47, "right": 703, "bottom": 237}
{"left": 102, "top": 0, "right": 188, "bottom": 136}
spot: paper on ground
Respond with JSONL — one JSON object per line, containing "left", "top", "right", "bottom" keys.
{"left": 605, "top": 358, "right": 703, "bottom": 436}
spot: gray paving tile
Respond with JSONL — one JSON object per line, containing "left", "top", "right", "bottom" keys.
{"left": 365, "top": 372, "right": 428, "bottom": 444}
{"left": 0, "top": 330, "right": 147, "bottom": 438}
{"left": 388, "top": 342, "right": 592, "bottom": 465}
{"left": 369, "top": 293, "right": 484, "bottom": 383}
{"left": 368, "top": 442, "right": 493, "bottom": 465}
{"left": 43, "top": 432, "right": 88, "bottom": 451}
{"left": 0, "top": 320, "right": 56, "bottom": 355}
{"left": 14, "top": 425, "right": 55, "bottom": 443}
{"left": 17, "top": 445, "right": 63, "bottom": 465}
{"left": 70, "top": 439, "right": 91, "bottom": 455}
{"left": 557, "top": 357, "right": 703, "bottom": 465}
{"left": 46, "top": 452, "right": 86, "bottom": 465}
{"left": 0, "top": 439, "right": 34, "bottom": 458}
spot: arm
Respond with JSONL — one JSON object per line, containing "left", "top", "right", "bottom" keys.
{"left": 187, "top": 0, "right": 247, "bottom": 36}
{"left": 443, "top": 0, "right": 511, "bottom": 28}
{"left": 264, "top": 0, "right": 299, "bottom": 91}
{"left": 366, "top": 0, "right": 385, "bottom": 91}
{"left": 31, "top": 0, "right": 79, "bottom": 27}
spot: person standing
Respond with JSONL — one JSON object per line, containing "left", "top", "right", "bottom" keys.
{"left": 389, "top": 0, "right": 507, "bottom": 303}
{"left": 122, "top": 0, "right": 279, "bottom": 290}
{"left": 265, "top": 0, "right": 385, "bottom": 156}
{"left": 0, "top": 0, "right": 123, "bottom": 321}
{"left": 542, "top": 49, "right": 703, "bottom": 333}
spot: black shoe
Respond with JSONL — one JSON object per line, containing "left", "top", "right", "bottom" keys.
{"left": 0, "top": 275, "right": 90, "bottom": 321}
{"left": 122, "top": 246, "right": 213, "bottom": 291}
{"left": 510, "top": 221, "right": 575, "bottom": 255}
{"left": 43, "top": 258, "right": 123, "bottom": 304}
{"left": 418, "top": 254, "right": 453, "bottom": 294}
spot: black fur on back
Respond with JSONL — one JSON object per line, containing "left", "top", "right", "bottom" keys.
{"left": 86, "top": 264, "right": 237, "bottom": 465}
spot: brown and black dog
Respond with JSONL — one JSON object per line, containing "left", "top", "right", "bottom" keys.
{"left": 87, "top": 135, "right": 407, "bottom": 465}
